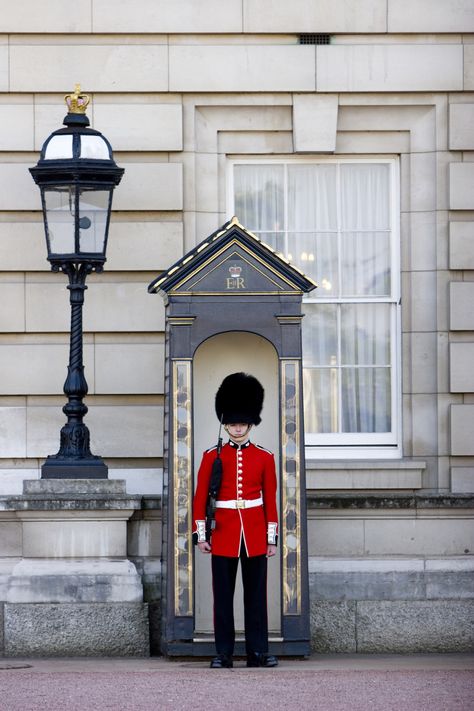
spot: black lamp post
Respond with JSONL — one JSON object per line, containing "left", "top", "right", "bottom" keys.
{"left": 30, "top": 85, "right": 124, "bottom": 479}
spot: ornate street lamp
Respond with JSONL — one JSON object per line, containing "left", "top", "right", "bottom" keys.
{"left": 30, "top": 85, "right": 124, "bottom": 479}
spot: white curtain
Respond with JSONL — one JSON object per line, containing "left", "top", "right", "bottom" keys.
{"left": 287, "top": 164, "right": 337, "bottom": 286}
{"left": 340, "top": 303, "right": 391, "bottom": 432}
{"left": 341, "top": 164, "right": 391, "bottom": 297}
{"left": 234, "top": 164, "right": 285, "bottom": 253}
{"left": 234, "top": 162, "right": 393, "bottom": 437}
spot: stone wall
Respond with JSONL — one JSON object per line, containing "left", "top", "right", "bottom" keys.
{"left": 1, "top": 491, "right": 473, "bottom": 655}
{"left": 308, "top": 494, "right": 474, "bottom": 653}
{"left": 0, "top": 0, "right": 473, "bottom": 495}
{"left": 0, "top": 480, "right": 150, "bottom": 656}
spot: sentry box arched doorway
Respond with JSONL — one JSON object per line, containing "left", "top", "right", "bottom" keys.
{"left": 148, "top": 217, "right": 316, "bottom": 657}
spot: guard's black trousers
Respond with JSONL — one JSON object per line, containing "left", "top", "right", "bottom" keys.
{"left": 211, "top": 549, "right": 268, "bottom": 656}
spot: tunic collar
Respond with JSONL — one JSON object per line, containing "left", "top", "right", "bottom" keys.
{"left": 227, "top": 439, "right": 251, "bottom": 449}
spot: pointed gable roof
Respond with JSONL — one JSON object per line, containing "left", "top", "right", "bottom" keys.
{"left": 148, "top": 217, "right": 317, "bottom": 296}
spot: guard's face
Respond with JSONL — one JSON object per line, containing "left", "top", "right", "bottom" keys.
{"left": 226, "top": 423, "right": 252, "bottom": 443}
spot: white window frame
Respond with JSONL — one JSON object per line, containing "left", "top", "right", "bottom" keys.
{"left": 227, "top": 156, "right": 402, "bottom": 459}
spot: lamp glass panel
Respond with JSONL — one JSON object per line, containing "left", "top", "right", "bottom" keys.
{"left": 43, "top": 187, "right": 76, "bottom": 255}
{"left": 79, "top": 136, "right": 110, "bottom": 160}
{"left": 44, "top": 135, "right": 74, "bottom": 160}
{"left": 78, "top": 188, "right": 110, "bottom": 254}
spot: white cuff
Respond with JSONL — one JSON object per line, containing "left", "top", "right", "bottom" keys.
{"left": 267, "top": 522, "right": 278, "bottom": 545}
{"left": 196, "top": 520, "right": 206, "bottom": 543}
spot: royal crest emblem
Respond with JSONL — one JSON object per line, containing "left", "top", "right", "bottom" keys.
{"left": 227, "top": 264, "right": 245, "bottom": 289}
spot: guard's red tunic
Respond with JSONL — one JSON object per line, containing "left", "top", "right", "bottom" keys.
{"left": 193, "top": 440, "right": 278, "bottom": 558}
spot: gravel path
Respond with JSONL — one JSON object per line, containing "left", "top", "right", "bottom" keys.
{"left": 0, "top": 667, "right": 473, "bottom": 711}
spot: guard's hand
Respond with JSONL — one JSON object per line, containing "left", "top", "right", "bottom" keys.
{"left": 198, "top": 541, "right": 212, "bottom": 554}
{"left": 267, "top": 544, "right": 277, "bottom": 558}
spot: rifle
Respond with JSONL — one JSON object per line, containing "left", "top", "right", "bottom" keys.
{"left": 205, "top": 419, "right": 223, "bottom": 543}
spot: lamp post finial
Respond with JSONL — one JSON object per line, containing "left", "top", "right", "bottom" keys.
{"left": 65, "top": 84, "right": 90, "bottom": 115}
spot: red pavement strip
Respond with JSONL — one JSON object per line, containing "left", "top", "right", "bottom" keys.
{"left": 0, "top": 656, "right": 473, "bottom": 711}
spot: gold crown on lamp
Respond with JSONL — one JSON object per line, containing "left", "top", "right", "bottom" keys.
{"left": 64, "top": 84, "right": 90, "bottom": 115}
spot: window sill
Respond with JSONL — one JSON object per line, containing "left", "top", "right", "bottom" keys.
{"left": 305, "top": 445, "right": 402, "bottom": 460}
{"left": 305, "top": 459, "right": 426, "bottom": 492}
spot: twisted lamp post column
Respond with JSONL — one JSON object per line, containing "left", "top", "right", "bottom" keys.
{"left": 53, "top": 264, "right": 99, "bottom": 460}
{"left": 41, "top": 262, "right": 107, "bottom": 478}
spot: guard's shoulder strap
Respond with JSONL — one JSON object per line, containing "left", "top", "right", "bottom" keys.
{"left": 204, "top": 445, "right": 218, "bottom": 454}
{"left": 255, "top": 444, "right": 273, "bottom": 455}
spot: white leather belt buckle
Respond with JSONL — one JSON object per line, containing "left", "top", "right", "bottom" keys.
{"left": 216, "top": 497, "right": 263, "bottom": 510}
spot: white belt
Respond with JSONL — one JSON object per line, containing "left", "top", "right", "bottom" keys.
{"left": 215, "top": 497, "right": 263, "bottom": 510}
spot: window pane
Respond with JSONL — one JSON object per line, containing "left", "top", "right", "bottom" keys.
{"left": 303, "top": 367, "right": 338, "bottom": 433}
{"left": 253, "top": 231, "right": 286, "bottom": 257}
{"left": 342, "top": 367, "right": 391, "bottom": 432}
{"left": 341, "top": 231, "right": 391, "bottom": 296}
{"left": 288, "top": 164, "right": 337, "bottom": 231}
{"left": 234, "top": 164, "right": 284, "bottom": 232}
{"left": 341, "top": 164, "right": 390, "bottom": 230}
{"left": 341, "top": 304, "right": 391, "bottom": 366}
{"left": 302, "top": 303, "right": 337, "bottom": 366}
{"left": 289, "top": 232, "right": 337, "bottom": 291}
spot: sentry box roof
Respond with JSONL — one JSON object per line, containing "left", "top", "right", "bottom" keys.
{"left": 148, "top": 217, "right": 317, "bottom": 298}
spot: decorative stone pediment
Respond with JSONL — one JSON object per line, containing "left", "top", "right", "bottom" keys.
{"left": 148, "top": 217, "right": 316, "bottom": 297}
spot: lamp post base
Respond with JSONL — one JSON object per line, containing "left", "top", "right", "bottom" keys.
{"left": 41, "top": 456, "right": 108, "bottom": 480}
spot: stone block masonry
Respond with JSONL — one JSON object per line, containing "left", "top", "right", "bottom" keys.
{"left": 308, "top": 494, "right": 474, "bottom": 653}
{"left": 3, "top": 603, "right": 149, "bottom": 657}
{"left": 0, "top": 480, "right": 151, "bottom": 657}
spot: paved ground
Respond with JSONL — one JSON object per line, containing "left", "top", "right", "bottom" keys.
{"left": 0, "top": 654, "right": 472, "bottom": 711}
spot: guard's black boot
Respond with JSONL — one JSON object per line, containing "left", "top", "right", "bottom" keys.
{"left": 246, "top": 652, "right": 278, "bottom": 668}
{"left": 210, "top": 654, "right": 233, "bottom": 669}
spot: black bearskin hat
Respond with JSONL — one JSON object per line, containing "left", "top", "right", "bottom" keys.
{"left": 215, "top": 372, "right": 264, "bottom": 425}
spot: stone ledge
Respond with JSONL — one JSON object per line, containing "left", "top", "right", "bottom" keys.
{"left": 139, "top": 496, "right": 162, "bottom": 511}
{"left": 307, "top": 493, "right": 474, "bottom": 510}
{"left": 0, "top": 495, "right": 143, "bottom": 512}
{"left": 4, "top": 492, "right": 470, "bottom": 513}
{"left": 309, "top": 557, "right": 474, "bottom": 573}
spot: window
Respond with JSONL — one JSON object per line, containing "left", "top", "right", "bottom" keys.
{"left": 230, "top": 158, "right": 401, "bottom": 455}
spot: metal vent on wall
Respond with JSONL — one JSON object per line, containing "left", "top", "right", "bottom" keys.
{"left": 299, "top": 34, "right": 331, "bottom": 45}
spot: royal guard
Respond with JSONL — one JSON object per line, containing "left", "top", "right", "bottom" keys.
{"left": 193, "top": 372, "right": 279, "bottom": 669}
